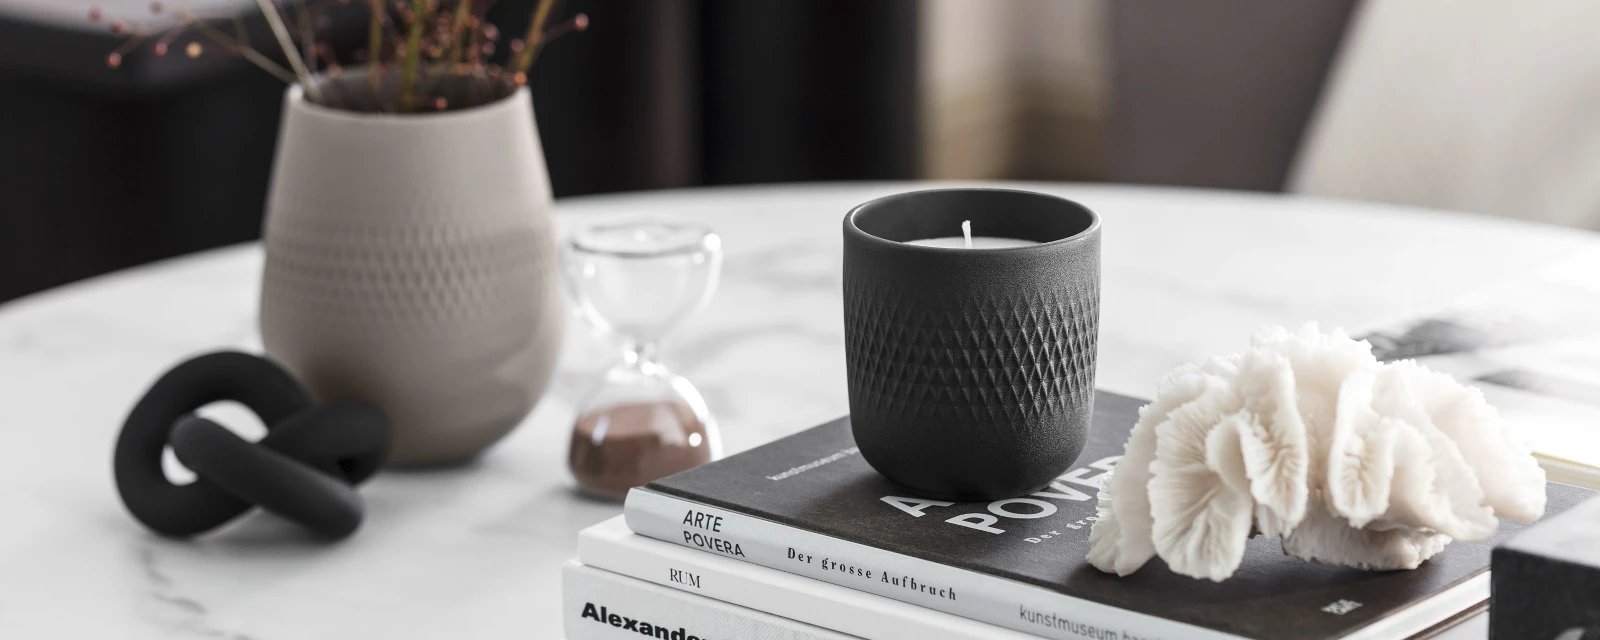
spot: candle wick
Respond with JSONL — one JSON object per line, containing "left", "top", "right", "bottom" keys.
{"left": 961, "top": 220, "right": 972, "bottom": 250}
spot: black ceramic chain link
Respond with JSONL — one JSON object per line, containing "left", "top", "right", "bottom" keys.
{"left": 114, "top": 351, "right": 389, "bottom": 539}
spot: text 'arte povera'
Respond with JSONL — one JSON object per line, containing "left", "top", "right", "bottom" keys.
{"left": 680, "top": 509, "right": 744, "bottom": 557}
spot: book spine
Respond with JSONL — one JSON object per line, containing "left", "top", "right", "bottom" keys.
{"left": 578, "top": 520, "right": 1038, "bottom": 640}
{"left": 562, "top": 561, "right": 856, "bottom": 640}
{"left": 626, "top": 488, "right": 1244, "bottom": 640}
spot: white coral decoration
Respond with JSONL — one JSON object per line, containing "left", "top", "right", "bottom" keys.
{"left": 1087, "top": 324, "right": 1546, "bottom": 582}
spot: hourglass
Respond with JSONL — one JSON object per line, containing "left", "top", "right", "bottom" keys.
{"left": 564, "top": 218, "right": 724, "bottom": 500}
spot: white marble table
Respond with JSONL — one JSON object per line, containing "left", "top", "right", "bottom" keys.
{"left": 2, "top": 182, "right": 1594, "bottom": 638}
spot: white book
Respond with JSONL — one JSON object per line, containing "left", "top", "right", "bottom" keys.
{"left": 562, "top": 559, "right": 853, "bottom": 640}
{"left": 577, "top": 517, "right": 1038, "bottom": 640}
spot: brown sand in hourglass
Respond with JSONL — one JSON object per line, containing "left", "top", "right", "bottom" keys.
{"left": 568, "top": 400, "right": 713, "bottom": 500}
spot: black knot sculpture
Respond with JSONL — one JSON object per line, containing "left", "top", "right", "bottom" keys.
{"left": 114, "top": 351, "right": 390, "bottom": 539}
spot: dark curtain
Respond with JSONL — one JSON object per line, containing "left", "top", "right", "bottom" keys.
{"left": 0, "top": 0, "right": 920, "bottom": 302}
{"left": 507, "top": 0, "right": 920, "bottom": 194}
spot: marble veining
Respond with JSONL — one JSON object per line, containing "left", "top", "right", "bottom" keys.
{"left": 0, "top": 182, "right": 1594, "bottom": 638}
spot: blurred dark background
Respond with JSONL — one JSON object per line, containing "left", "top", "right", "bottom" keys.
{"left": 0, "top": 0, "right": 924, "bottom": 302}
{"left": 5, "top": 0, "right": 1595, "bottom": 303}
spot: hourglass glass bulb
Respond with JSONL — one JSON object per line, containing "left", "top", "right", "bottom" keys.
{"left": 565, "top": 219, "right": 722, "bottom": 350}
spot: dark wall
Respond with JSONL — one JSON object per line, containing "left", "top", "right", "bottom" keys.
{"left": 0, "top": 17, "right": 284, "bottom": 303}
{"left": 0, "top": 0, "right": 921, "bottom": 303}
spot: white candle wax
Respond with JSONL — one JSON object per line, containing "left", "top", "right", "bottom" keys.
{"left": 902, "top": 219, "right": 1038, "bottom": 249}
{"left": 903, "top": 236, "right": 1039, "bottom": 249}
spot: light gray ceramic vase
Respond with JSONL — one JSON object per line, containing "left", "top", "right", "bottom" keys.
{"left": 260, "top": 83, "right": 565, "bottom": 465}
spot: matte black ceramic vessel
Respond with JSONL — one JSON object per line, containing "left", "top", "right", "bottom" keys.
{"left": 843, "top": 189, "right": 1101, "bottom": 501}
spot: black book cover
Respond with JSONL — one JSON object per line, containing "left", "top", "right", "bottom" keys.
{"left": 643, "top": 391, "right": 1594, "bottom": 639}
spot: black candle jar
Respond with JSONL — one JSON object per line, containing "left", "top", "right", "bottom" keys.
{"left": 843, "top": 188, "right": 1101, "bottom": 501}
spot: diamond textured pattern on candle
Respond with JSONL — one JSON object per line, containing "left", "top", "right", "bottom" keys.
{"left": 843, "top": 277, "right": 1099, "bottom": 428}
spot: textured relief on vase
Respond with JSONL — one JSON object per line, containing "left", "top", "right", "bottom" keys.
{"left": 260, "top": 85, "right": 565, "bottom": 465}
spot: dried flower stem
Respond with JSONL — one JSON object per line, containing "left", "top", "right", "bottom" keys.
{"left": 396, "top": 0, "right": 429, "bottom": 111}
{"left": 106, "top": 32, "right": 149, "bottom": 67}
{"left": 366, "top": 0, "right": 383, "bottom": 81}
{"left": 187, "top": 18, "right": 299, "bottom": 84}
{"left": 539, "top": 15, "right": 586, "bottom": 45}
{"left": 154, "top": 22, "right": 187, "bottom": 54}
{"left": 512, "top": 0, "right": 555, "bottom": 75}
{"left": 443, "top": 0, "right": 473, "bottom": 63}
{"left": 101, "top": 0, "right": 582, "bottom": 111}
{"left": 253, "top": 0, "right": 321, "bottom": 102}
{"left": 295, "top": 3, "right": 316, "bottom": 73}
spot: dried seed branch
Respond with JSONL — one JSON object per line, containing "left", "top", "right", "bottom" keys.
{"left": 99, "top": 0, "right": 583, "bottom": 112}
{"left": 511, "top": 0, "right": 555, "bottom": 75}
{"left": 397, "top": 0, "right": 428, "bottom": 111}
{"left": 187, "top": 18, "right": 299, "bottom": 83}
{"left": 253, "top": 0, "right": 321, "bottom": 102}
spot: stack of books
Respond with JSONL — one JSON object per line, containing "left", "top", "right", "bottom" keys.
{"left": 561, "top": 391, "right": 1593, "bottom": 640}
